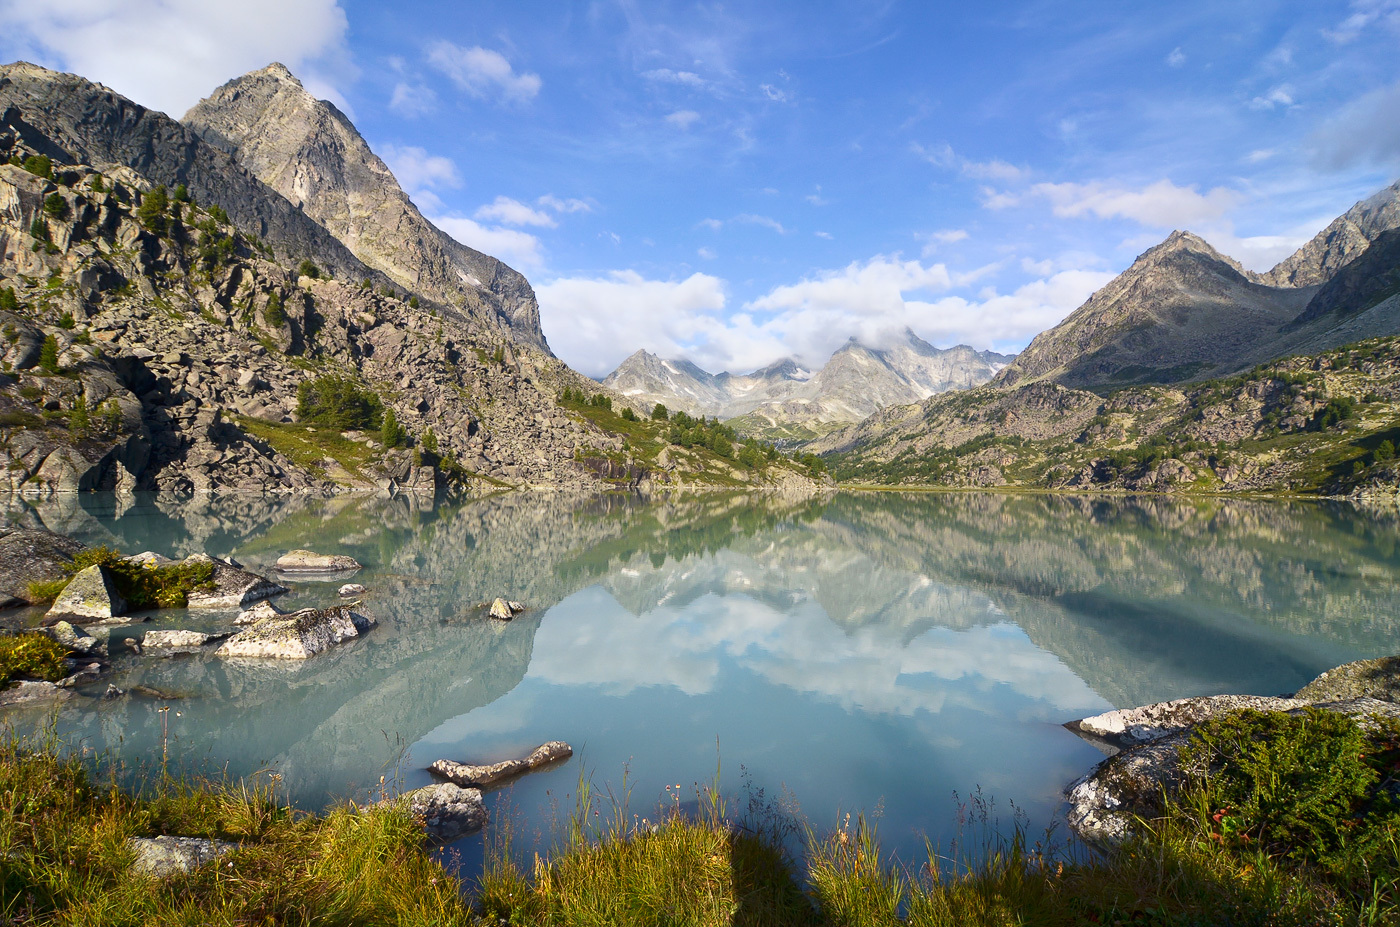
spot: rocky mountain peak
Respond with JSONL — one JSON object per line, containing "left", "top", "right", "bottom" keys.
{"left": 1263, "top": 180, "right": 1400, "bottom": 288}
{"left": 184, "top": 63, "right": 550, "bottom": 351}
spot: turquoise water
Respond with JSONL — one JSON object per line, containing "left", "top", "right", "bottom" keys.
{"left": 6, "top": 490, "right": 1400, "bottom": 871}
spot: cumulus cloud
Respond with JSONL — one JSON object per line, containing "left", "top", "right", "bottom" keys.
{"left": 665, "top": 109, "right": 701, "bottom": 129}
{"left": 426, "top": 41, "right": 541, "bottom": 103}
{"left": 474, "top": 195, "right": 557, "bottom": 227}
{"left": 536, "top": 271, "right": 731, "bottom": 376}
{"left": 539, "top": 254, "right": 1115, "bottom": 377}
{"left": 428, "top": 215, "right": 544, "bottom": 270}
{"left": 991, "top": 179, "right": 1243, "bottom": 228}
{"left": 380, "top": 144, "right": 461, "bottom": 194}
{"left": 0, "top": 0, "right": 352, "bottom": 116}
{"left": 1309, "top": 79, "right": 1400, "bottom": 169}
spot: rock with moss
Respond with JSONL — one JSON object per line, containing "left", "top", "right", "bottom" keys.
{"left": 141, "top": 629, "right": 232, "bottom": 653}
{"left": 44, "top": 563, "right": 125, "bottom": 621}
{"left": 1294, "top": 655, "right": 1400, "bottom": 703}
{"left": 377, "top": 782, "right": 486, "bottom": 844}
{"left": 44, "top": 619, "right": 103, "bottom": 656}
{"left": 128, "top": 836, "right": 237, "bottom": 877}
{"left": 215, "top": 605, "right": 374, "bottom": 659}
{"left": 181, "top": 555, "right": 287, "bottom": 609}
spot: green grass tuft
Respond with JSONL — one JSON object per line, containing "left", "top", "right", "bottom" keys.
{"left": 0, "top": 633, "right": 69, "bottom": 688}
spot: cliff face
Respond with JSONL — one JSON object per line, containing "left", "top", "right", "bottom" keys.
{"left": 183, "top": 64, "right": 548, "bottom": 352}
{"left": 0, "top": 62, "right": 374, "bottom": 286}
{"left": 1262, "top": 181, "right": 1400, "bottom": 288}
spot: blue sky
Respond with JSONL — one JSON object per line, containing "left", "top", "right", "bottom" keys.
{"left": 4, "top": 1, "right": 1399, "bottom": 376}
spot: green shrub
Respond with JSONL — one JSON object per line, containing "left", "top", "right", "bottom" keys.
{"left": 0, "top": 633, "right": 68, "bottom": 688}
{"left": 1311, "top": 397, "right": 1357, "bottom": 431}
{"left": 380, "top": 406, "right": 404, "bottom": 448}
{"left": 408, "top": 295, "right": 420, "bottom": 309}
{"left": 621, "top": 406, "right": 638, "bottom": 422}
{"left": 173, "top": 183, "right": 190, "bottom": 203}
{"left": 421, "top": 427, "right": 438, "bottom": 454}
{"left": 56, "top": 312, "right": 75, "bottom": 330}
{"left": 42, "top": 193, "right": 68, "bottom": 219}
{"left": 208, "top": 203, "right": 228, "bottom": 225}
{"left": 1180, "top": 708, "right": 1400, "bottom": 870}
{"left": 89, "top": 174, "right": 104, "bottom": 193}
{"left": 38, "top": 334, "right": 59, "bottom": 373}
{"left": 0, "top": 287, "right": 17, "bottom": 312}
{"left": 29, "top": 215, "right": 49, "bottom": 242}
{"left": 1375, "top": 440, "right": 1395, "bottom": 464}
{"left": 650, "top": 403, "right": 669, "bottom": 421}
{"left": 263, "top": 292, "right": 286, "bottom": 327}
{"left": 297, "top": 259, "right": 321, "bottom": 280}
{"left": 49, "top": 546, "right": 217, "bottom": 610}
{"left": 137, "top": 184, "right": 168, "bottom": 236}
{"left": 21, "top": 154, "right": 53, "bottom": 180}
{"left": 70, "top": 394, "right": 89, "bottom": 436}
{"left": 296, "top": 374, "right": 383, "bottom": 430}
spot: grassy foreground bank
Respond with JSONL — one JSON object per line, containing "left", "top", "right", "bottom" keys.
{"left": 2, "top": 709, "right": 1398, "bottom": 926}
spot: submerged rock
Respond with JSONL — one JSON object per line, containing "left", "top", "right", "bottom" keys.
{"left": 274, "top": 549, "right": 362, "bottom": 573}
{"left": 142, "top": 629, "right": 232, "bottom": 653}
{"left": 338, "top": 583, "right": 366, "bottom": 597}
{"left": 1295, "top": 656, "right": 1400, "bottom": 703}
{"left": 183, "top": 555, "right": 289, "bottom": 609}
{"left": 215, "top": 606, "right": 375, "bottom": 659}
{"left": 380, "top": 783, "right": 486, "bottom": 844}
{"left": 45, "top": 620, "right": 104, "bottom": 656}
{"left": 0, "top": 527, "right": 82, "bottom": 606}
{"left": 45, "top": 564, "right": 125, "bottom": 621}
{"left": 0, "top": 680, "right": 73, "bottom": 706}
{"left": 429, "top": 741, "right": 572, "bottom": 789}
{"left": 129, "top": 836, "right": 237, "bottom": 876}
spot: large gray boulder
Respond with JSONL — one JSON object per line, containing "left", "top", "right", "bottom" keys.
{"left": 44, "top": 620, "right": 104, "bottom": 656}
{"left": 45, "top": 564, "right": 125, "bottom": 621}
{"left": 183, "top": 555, "right": 288, "bottom": 609}
{"left": 142, "top": 629, "right": 232, "bottom": 653}
{"left": 429, "top": 741, "right": 572, "bottom": 789}
{"left": 129, "top": 836, "right": 237, "bottom": 876}
{"left": 0, "top": 527, "right": 82, "bottom": 607}
{"left": 378, "top": 783, "right": 486, "bottom": 844}
{"left": 215, "top": 606, "right": 374, "bottom": 659}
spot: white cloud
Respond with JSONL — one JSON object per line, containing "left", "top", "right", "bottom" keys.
{"left": 759, "top": 83, "right": 789, "bottom": 102}
{"left": 0, "top": 0, "right": 352, "bottom": 117}
{"left": 429, "top": 215, "right": 544, "bottom": 270}
{"left": 962, "top": 159, "right": 1025, "bottom": 181}
{"left": 1246, "top": 149, "right": 1276, "bottom": 163}
{"left": 473, "top": 195, "right": 557, "bottom": 227}
{"left": 1166, "top": 47, "right": 1186, "bottom": 67}
{"left": 697, "top": 246, "right": 716, "bottom": 259}
{"left": 992, "top": 179, "right": 1244, "bottom": 228}
{"left": 641, "top": 68, "right": 706, "bottom": 87}
{"left": 380, "top": 144, "right": 460, "bottom": 193}
{"left": 805, "top": 186, "right": 829, "bottom": 206}
{"left": 913, "top": 143, "right": 1026, "bottom": 182}
{"left": 1310, "top": 79, "right": 1400, "bottom": 169}
{"left": 698, "top": 218, "right": 724, "bottom": 231}
{"left": 665, "top": 109, "right": 701, "bottom": 129}
{"left": 389, "top": 81, "right": 436, "bottom": 118}
{"left": 425, "top": 42, "right": 541, "bottom": 103}
{"left": 735, "top": 213, "right": 786, "bottom": 234}
{"left": 1324, "top": 1, "right": 1400, "bottom": 43}
{"left": 536, "top": 270, "right": 729, "bottom": 376}
{"left": 815, "top": 231, "right": 833, "bottom": 239}
{"left": 540, "top": 255, "right": 1115, "bottom": 376}
{"left": 538, "top": 195, "right": 592, "bottom": 214}
{"left": 1248, "top": 84, "right": 1295, "bottom": 111}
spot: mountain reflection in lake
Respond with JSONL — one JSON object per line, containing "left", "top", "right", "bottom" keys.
{"left": 6, "top": 490, "right": 1400, "bottom": 869}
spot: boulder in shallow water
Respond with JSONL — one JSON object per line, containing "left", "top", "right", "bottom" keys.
{"left": 1295, "top": 655, "right": 1400, "bottom": 703}
{"left": 129, "top": 836, "right": 237, "bottom": 876}
{"left": 487, "top": 598, "right": 524, "bottom": 620}
{"left": 0, "top": 680, "right": 73, "bottom": 706}
{"left": 235, "top": 600, "right": 285, "bottom": 625}
{"left": 215, "top": 606, "right": 375, "bottom": 659}
{"left": 45, "top": 620, "right": 103, "bottom": 656}
{"left": 142, "top": 629, "right": 232, "bottom": 652}
{"left": 378, "top": 783, "right": 486, "bottom": 844}
{"left": 183, "top": 555, "right": 289, "bottom": 609}
{"left": 1066, "top": 694, "right": 1307, "bottom": 752}
{"left": 274, "top": 549, "right": 362, "bottom": 573}
{"left": 338, "top": 583, "right": 366, "bottom": 597}
{"left": 429, "top": 741, "right": 572, "bottom": 788}
{"left": 45, "top": 564, "right": 125, "bottom": 621}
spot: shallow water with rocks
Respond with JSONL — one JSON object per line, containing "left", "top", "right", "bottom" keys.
{"left": 4, "top": 490, "right": 1400, "bottom": 874}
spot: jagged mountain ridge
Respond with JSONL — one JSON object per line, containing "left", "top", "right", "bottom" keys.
{"left": 604, "top": 329, "right": 1012, "bottom": 429}
{"left": 1262, "top": 180, "right": 1400, "bottom": 288}
{"left": 183, "top": 64, "right": 548, "bottom": 352}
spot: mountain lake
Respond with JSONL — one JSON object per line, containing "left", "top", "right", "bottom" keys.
{"left": 4, "top": 489, "right": 1399, "bottom": 876}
